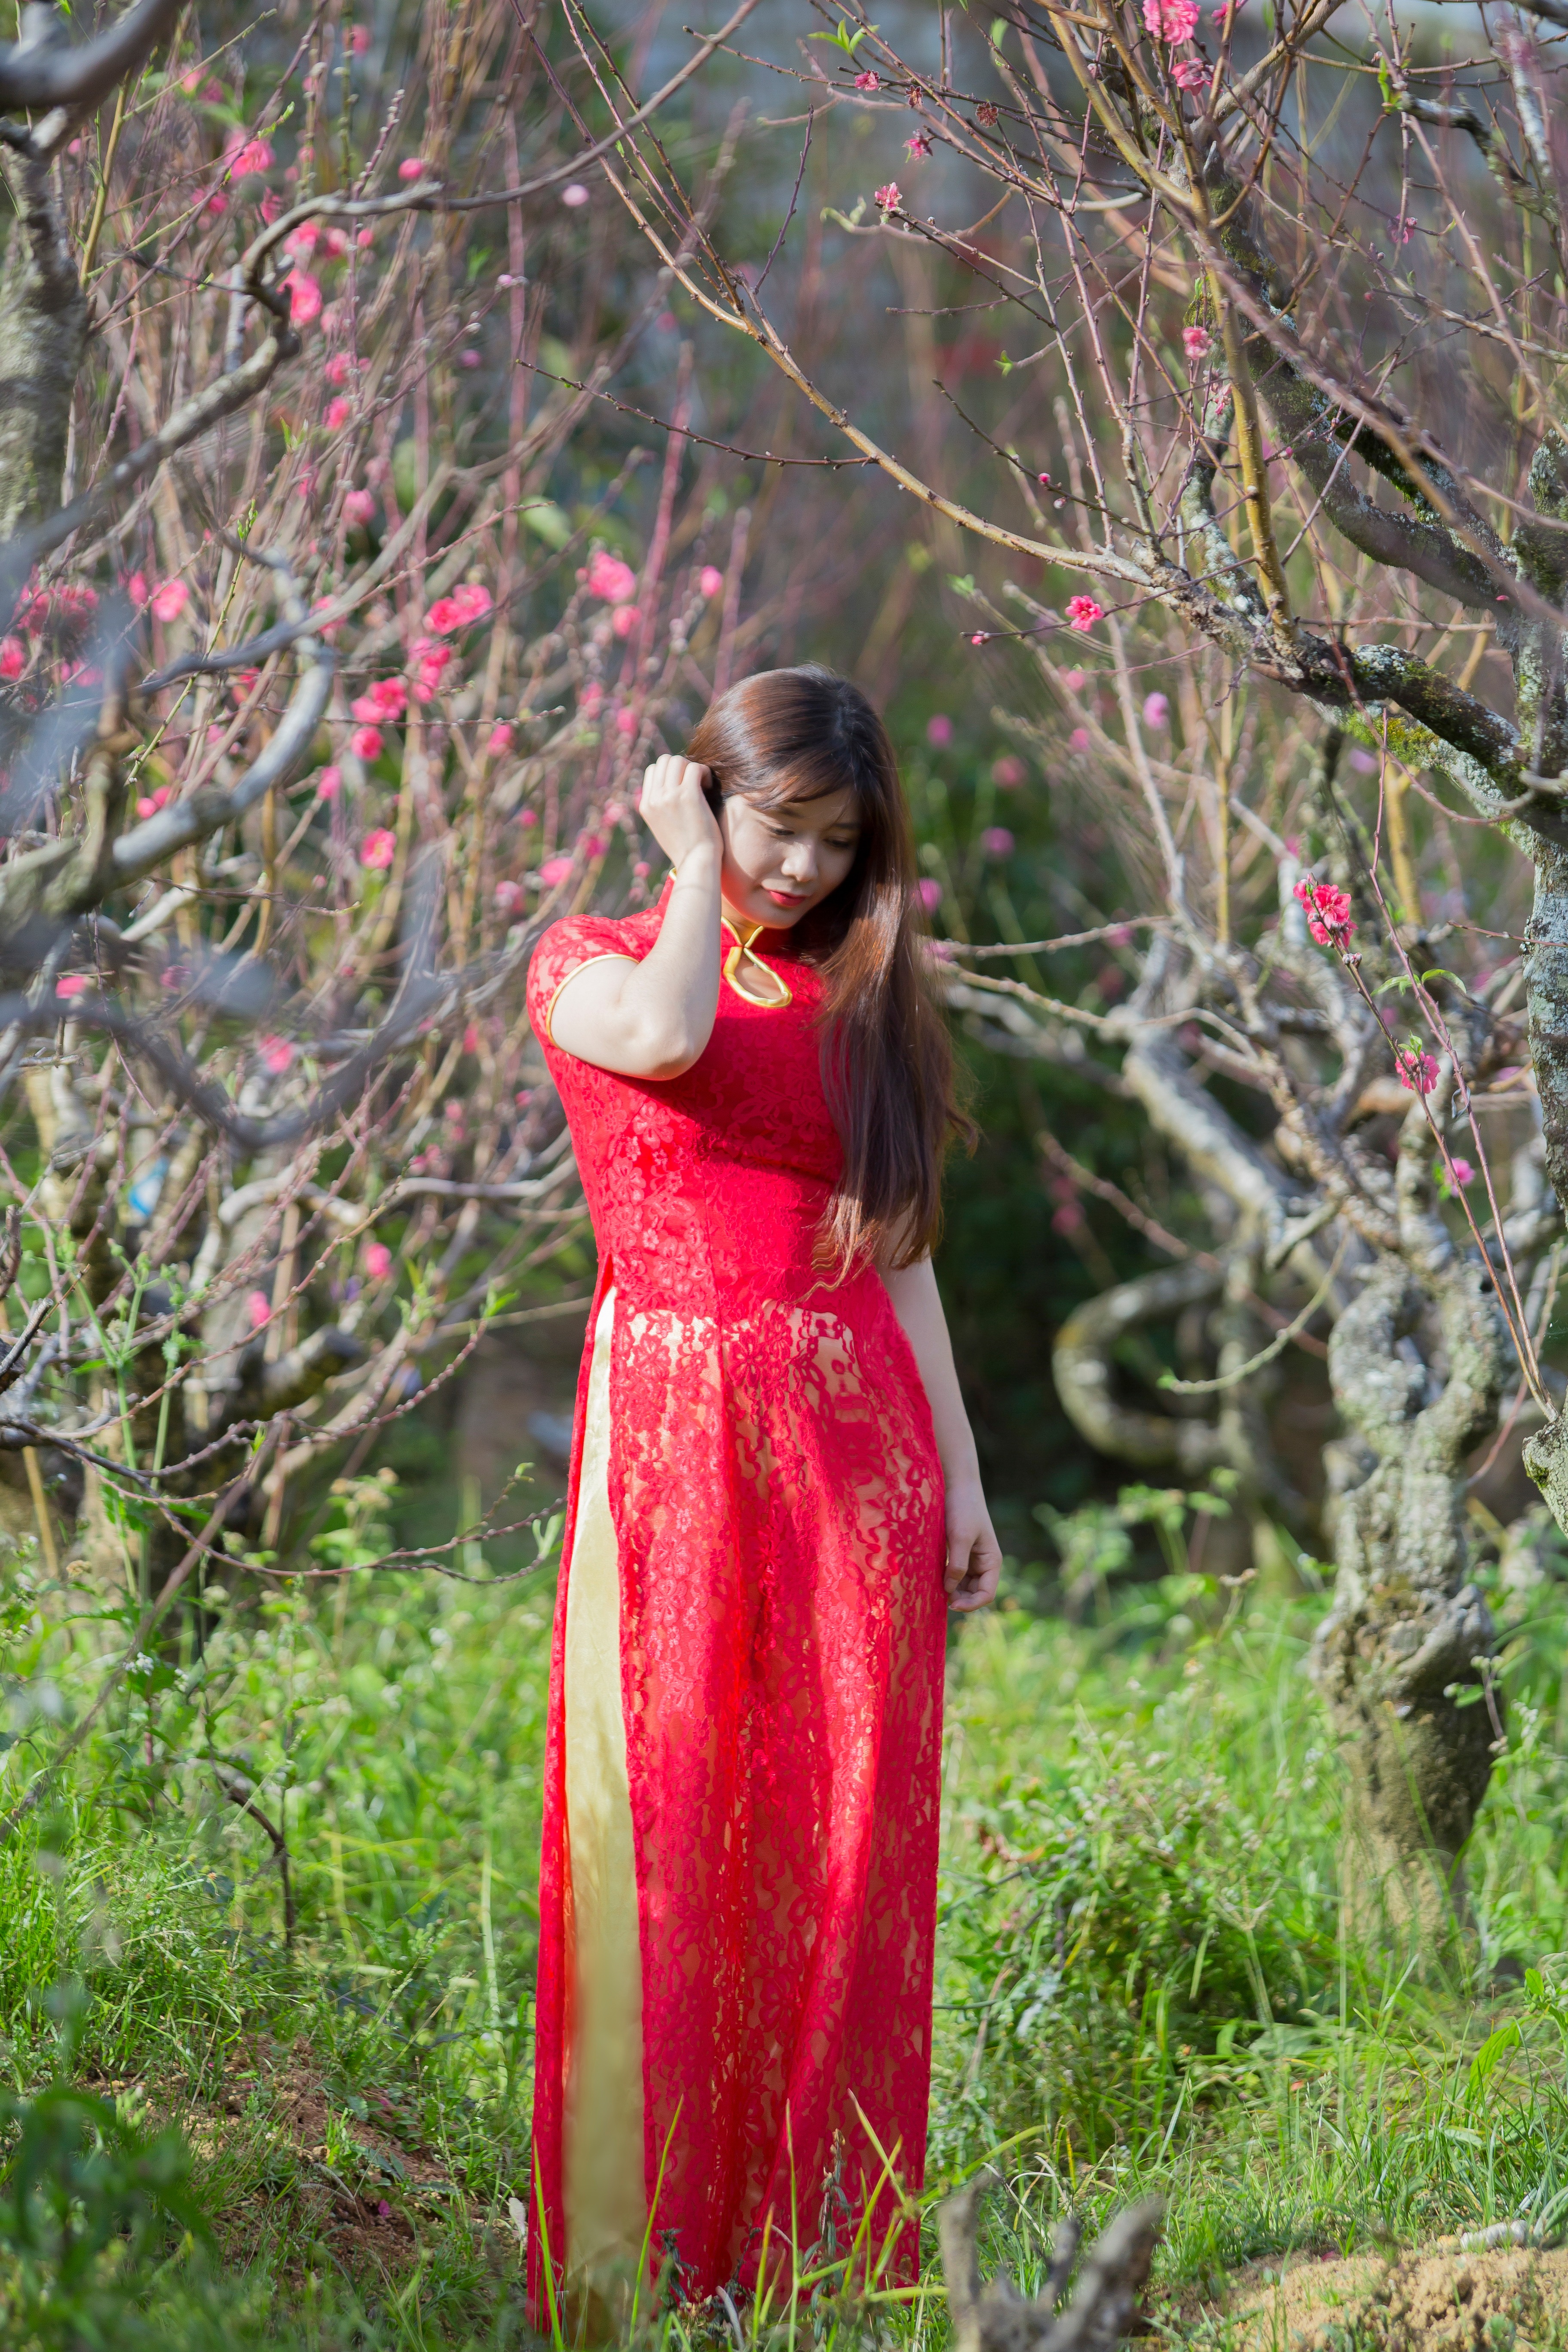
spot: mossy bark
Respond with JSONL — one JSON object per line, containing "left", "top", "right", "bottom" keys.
{"left": 0, "top": 145, "right": 87, "bottom": 541}
{"left": 1309, "top": 1256, "right": 1506, "bottom": 1939}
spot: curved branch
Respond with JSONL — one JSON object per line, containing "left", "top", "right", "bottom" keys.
{"left": 0, "top": 0, "right": 182, "bottom": 116}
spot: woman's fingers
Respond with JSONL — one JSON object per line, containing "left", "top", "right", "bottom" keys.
{"left": 945, "top": 1516, "right": 1003, "bottom": 1612}
{"left": 638, "top": 756, "right": 720, "bottom": 867}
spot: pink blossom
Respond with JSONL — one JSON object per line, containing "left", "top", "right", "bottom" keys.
{"left": 579, "top": 682, "right": 604, "bottom": 719}
{"left": 0, "top": 637, "right": 24, "bottom": 681}
{"left": 1171, "top": 57, "right": 1209, "bottom": 87}
{"left": 905, "top": 132, "right": 932, "bottom": 158}
{"left": 585, "top": 549, "right": 637, "bottom": 606}
{"left": 325, "top": 396, "right": 352, "bottom": 432}
{"left": 615, "top": 708, "right": 638, "bottom": 737}
{"left": 1142, "top": 691, "right": 1170, "bottom": 726}
{"left": 452, "top": 582, "right": 492, "bottom": 624}
{"left": 581, "top": 832, "right": 609, "bottom": 858}
{"left": 874, "top": 181, "right": 901, "bottom": 213}
{"left": 1069, "top": 727, "right": 1091, "bottom": 753}
{"left": 495, "top": 879, "right": 523, "bottom": 913}
{"left": 316, "top": 765, "right": 341, "bottom": 799}
{"left": 1293, "top": 874, "right": 1355, "bottom": 947}
{"left": 350, "top": 24, "right": 371, "bottom": 53}
{"left": 1063, "top": 668, "right": 1086, "bottom": 691}
{"left": 970, "top": 632, "right": 987, "bottom": 646}
{"left": 285, "top": 269, "right": 322, "bottom": 325}
{"left": 611, "top": 603, "right": 640, "bottom": 640}
{"left": 518, "top": 808, "right": 539, "bottom": 828}
{"left": 489, "top": 723, "right": 514, "bottom": 755}
{"left": 980, "top": 827, "right": 1015, "bottom": 858}
{"left": 1182, "top": 324, "right": 1212, "bottom": 360}
{"left": 1065, "top": 594, "right": 1104, "bottom": 632}
{"left": 151, "top": 579, "right": 188, "bottom": 624}
{"left": 352, "top": 724, "right": 384, "bottom": 760}
{"left": 229, "top": 137, "right": 274, "bottom": 177}
{"left": 287, "top": 222, "right": 320, "bottom": 255}
{"left": 427, "top": 597, "right": 462, "bottom": 634}
{"left": 367, "top": 677, "right": 407, "bottom": 720}
{"left": 360, "top": 827, "right": 396, "bottom": 869}
{"left": 539, "top": 855, "right": 573, "bottom": 886}
{"left": 1397, "top": 1047, "right": 1439, "bottom": 1095}
{"left": 398, "top": 157, "right": 426, "bottom": 182}
{"left": 343, "top": 488, "right": 376, "bottom": 527}
{"left": 632, "top": 862, "right": 651, "bottom": 882}
{"left": 926, "top": 714, "right": 954, "bottom": 747}
{"left": 916, "top": 877, "right": 942, "bottom": 912}
{"left": 562, "top": 183, "right": 590, "bottom": 208}
{"left": 205, "top": 190, "right": 229, "bottom": 217}
{"left": 55, "top": 974, "right": 89, "bottom": 1000}
{"left": 1143, "top": 0, "right": 1200, "bottom": 36}
{"left": 325, "top": 353, "right": 356, "bottom": 387}
{"left": 126, "top": 573, "right": 150, "bottom": 609}
{"left": 260, "top": 1035, "right": 294, "bottom": 1074}
{"left": 854, "top": 70, "right": 880, "bottom": 90}
{"left": 992, "top": 755, "right": 1025, "bottom": 789}
{"left": 363, "top": 1240, "right": 393, "bottom": 1279}
{"left": 246, "top": 1290, "right": 272, "bottom": 1330}
{"left": 699, "top": 565, "right": 724, "bottom": 597}
{"left": 1449, "top": 1157, "right": 1476, "bottom": 1188}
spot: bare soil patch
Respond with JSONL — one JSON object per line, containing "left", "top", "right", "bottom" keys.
{"left": 1226, "top": 2245, "right": 1568, "bottom": 2352}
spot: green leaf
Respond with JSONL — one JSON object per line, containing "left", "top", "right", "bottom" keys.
{"left": 1467, "top": 2018, "right": 1520, "bottom": 2102}
{"left": 1420, "top": 967, "right": 1465, "bottom": 987}
{"left": 522, "top": 501, "right": 572, "bottom": 549}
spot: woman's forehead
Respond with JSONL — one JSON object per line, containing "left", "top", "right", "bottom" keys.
{"left": 754, "top": 786, "right": 861, "bottom": 829}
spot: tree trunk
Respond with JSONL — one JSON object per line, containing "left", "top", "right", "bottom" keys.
{"left": 1308, "top": 1254, "right": 1506, "bottom": 1939}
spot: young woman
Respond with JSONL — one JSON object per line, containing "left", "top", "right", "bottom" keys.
{"left": 525, "top": 665, "right": 1002, "bottom": 2325}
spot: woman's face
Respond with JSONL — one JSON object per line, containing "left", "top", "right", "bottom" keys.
{"left": 719, "top": 786, "right": 862, "bottom": 930}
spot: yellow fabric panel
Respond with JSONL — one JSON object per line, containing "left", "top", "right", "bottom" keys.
{"left": 563, "top": 1286, "right": 649, "bottom": 2308}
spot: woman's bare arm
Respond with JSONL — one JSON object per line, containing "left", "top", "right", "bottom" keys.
{"left": 881, "top": 1255, "right": 1004, "bottom": 1612}
{"left": 547, "top": 757, "right": 723, "bottom": 1078}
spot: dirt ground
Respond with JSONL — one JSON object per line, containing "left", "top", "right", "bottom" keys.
{"left": 1223, "top": 2243, "right": 1568, "bottom": 2352}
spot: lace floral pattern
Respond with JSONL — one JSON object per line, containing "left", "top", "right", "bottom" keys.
{"left": 527, "top": 883, "right": 947, "bottom": 2307}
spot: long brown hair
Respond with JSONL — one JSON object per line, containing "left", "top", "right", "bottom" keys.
{"left": 686, "top": 665, "right": 973, "bottom": 1271}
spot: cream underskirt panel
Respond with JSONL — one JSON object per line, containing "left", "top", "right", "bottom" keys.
{"left": 563, "top": 1285, "right": 649, "bottom": 2291}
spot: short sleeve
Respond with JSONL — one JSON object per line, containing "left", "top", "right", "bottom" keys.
{"left": 527, "top": 915, "right": 644, "bottom": 1046}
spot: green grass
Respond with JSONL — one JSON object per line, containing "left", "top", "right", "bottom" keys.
{"left": 5, "top": 1482, "right": 1568, "bottom": 2347}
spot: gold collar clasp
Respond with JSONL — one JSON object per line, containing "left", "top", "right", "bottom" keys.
{"left": 721, "top": 919, "right": 793, "bottom": 1009}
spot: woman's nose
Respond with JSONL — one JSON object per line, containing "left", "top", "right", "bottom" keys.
{"left": 781, "top": 839, "right": 817, "bottom": 880}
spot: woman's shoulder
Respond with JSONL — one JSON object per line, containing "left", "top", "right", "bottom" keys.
{"left": 526, "top": 897, "right": 662, "bottom": 1028}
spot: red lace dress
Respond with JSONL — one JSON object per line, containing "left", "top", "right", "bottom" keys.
{"left": 525, "top": 880, "right": 947, "bottom": 2315}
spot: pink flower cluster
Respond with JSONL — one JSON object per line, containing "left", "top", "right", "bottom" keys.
{"left": 1292, "top": 874, "right": 1355, "bottom": 947}
{"left": 874, "top": 181, "right": 901, "bottom": 214}
{"left": 408, "top": 636, "right": 454, "bottom": 704}
{"left": 352, "top": 676, "right": 408, "bottom": 726}
{"left": 427, "top": 582, "right": 493, "bottom": 634}
{"left": 1397, "top": 1047, "right": 1439, "bottom": 1096}
{"left": 360, "top": 827, "right": 396, "bottom": 870}
{"left": 1065, "top": 594, "right": 1104, "bottom": 632}
{"left": 343, "top": 489, "right": 376, "bottom": 527}
{"left": 1143, "top": 0, "right": 1200, "bottom": 35}
{"left": 1182, "top": 325, "right": 1212, "bottom": 361}
{"left": 585, "top": 549, "right": 637, "bottom": 605}
{"left": 135, "top": 783, "right": 175, "bottom": 820}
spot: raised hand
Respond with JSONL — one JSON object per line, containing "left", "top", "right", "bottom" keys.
{"left": 638, "top": 754, "right": 722, "bottom": 876}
